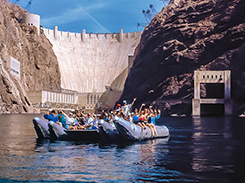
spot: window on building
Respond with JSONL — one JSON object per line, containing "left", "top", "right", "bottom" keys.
{"left": 87, "top": 95, "right": 89, "bottom": 104}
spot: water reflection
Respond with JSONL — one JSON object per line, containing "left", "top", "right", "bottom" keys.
{"left": 30, "top": 138, "right": 171, "bottom": 182}
{"left": 134, "top": 138, "right": 172, "bottom": 182}
{"left": 0, "top": 115, "right": 37, "bottom": 156}
{"left": 192, "top": 117, "right": 235, "bottom": 182}
{"left": 1, "top": 115, "right": 245, "bottom": 182}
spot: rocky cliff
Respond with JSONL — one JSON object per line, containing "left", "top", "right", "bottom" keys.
{"left": 0, "top": 0, "right": 61, "bottom": 113}
{"left": 120, "top": 0, "right": 245, "bottom": 116}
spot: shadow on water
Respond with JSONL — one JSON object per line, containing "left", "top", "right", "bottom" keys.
{"left": 34, "top": 135, "right": 170, "bottom": 153}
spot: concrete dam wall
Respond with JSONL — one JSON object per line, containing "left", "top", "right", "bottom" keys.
{"left": 43, "top": 27, "right": 142, "bottom": 93}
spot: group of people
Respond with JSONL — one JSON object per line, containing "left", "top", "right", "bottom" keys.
{"left": 44, "top": 108, "right": 98, "bottom": 130}
{"left": 115, "top": 98, "right": 161, "bottom": 136}
{"left": 43, "top": 98, "right": 161, "bottom": 136}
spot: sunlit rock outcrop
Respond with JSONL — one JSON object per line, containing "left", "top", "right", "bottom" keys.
{"left": 0, "top": 60, "right": 33, "bottom": 113}
{"left": 120, "top": 0, "right": 245, "bottom": 116}
{"left": 0, "top": 0, "right": 61, "bottom": 113}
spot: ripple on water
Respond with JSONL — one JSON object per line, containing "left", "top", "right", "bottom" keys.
{"left": 0, "top": 115, "right": 244, "bottom": 182}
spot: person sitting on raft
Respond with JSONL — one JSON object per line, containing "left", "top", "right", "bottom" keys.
{"left": 115, "top": 104, "right": 121, "bottom": 111}
{"left": 133, "top": 108, "right": 139, "bottom": 123}
{"left": 108, "top": 113, "right": 116, "bottom": 127}
{"left": 128, "top": 112, "right": 134, "bottom": 124}
{"left": 145, "top": 108, "right": 160, "bottom": 136}
{"left": 57, "top": 109, "right": 66, "bottom": 127}
{"left": 75, "top": 109, "right": 87, "bottom": 125}
{"left": 135, "top": 104, "right": 160, "bottom": 136}
{"left": 61, "top": 111, "right": 85, "bottom": 130}
{"left": 137, "top": 104, "right": 147, "bottom": 130}
{"left": 44, "top": 109, "right": 58, "bottom": 122}
{"left": 117, "top": 108, "right": 129, "bottom": 121}
{"left": 84, "top": 113, "right": 97, "bottom": 129}
{"left": 121, "top": 98, "right": 137, "bottom": 116}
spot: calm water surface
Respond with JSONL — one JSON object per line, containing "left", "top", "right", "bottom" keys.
{"left": 0, "top": 114, "right": 245, "bottom": 182}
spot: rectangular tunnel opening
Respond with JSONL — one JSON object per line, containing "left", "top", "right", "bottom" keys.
{"left": 200, "top": 83, "right": 224, "bottom": 99}
{"left": 201, "top": 104, "right": 224, "bottom": 116}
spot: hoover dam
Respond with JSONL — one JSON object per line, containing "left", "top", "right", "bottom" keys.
{"left": 43, "top": 27, "right": 142, "bottom": 93}
{"left": 19, "top": 13, "right": 142, "bottom": 111}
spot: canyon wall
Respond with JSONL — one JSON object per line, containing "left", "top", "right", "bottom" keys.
{"left": 0, "top": 1, "right": 61, "bottom": 113}
{"left": 120, "top": 0, "right": 245, "bottom": 116}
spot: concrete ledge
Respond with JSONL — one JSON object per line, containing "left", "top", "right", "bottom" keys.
{"left": 200, "top": 99, "right": 224, "bottom": 104}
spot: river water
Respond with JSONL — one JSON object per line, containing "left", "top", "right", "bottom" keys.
{"left": 0, "top": 114, "right": 245, "bottom": 182}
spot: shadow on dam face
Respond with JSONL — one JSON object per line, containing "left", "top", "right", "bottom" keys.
{"left": 201, "top": 104, "right": 225, "bottom": 116}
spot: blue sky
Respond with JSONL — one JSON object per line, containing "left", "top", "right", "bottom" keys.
{"left": 12, "top": 0, "right": 169, "bottom": 33}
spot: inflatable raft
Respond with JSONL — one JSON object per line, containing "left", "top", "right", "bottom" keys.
{"left": 48, "top": 121, "right": 68, "bottom": 141}
{"left": 33, "top": 117, "right": 119, "bottom": 142}
{"left": 33, "top": 117, "right": 68, "bottom": 140}
{"left": 33, "top": 117, "right": 50, "bottom": 139}
{"left": 33, "top": 116, "right": 169, "bottom": 142}
{"left": 65, "top": 129, "right": 100, "bottom": 141}
{"left": 98, "top": 120, "right": 122, "bottom": 141}
{"left": 114, "top": 115, "right": 169, "bottom": 141}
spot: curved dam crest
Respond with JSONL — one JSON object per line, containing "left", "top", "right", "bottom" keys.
{"left": 43, "top": 27, "right": 142, "bottom": 93}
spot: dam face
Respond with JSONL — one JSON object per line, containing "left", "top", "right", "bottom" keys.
{"left": 43, "top": 27, "right": 142, "bottom": 93}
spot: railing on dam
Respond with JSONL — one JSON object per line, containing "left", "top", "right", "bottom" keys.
{"left": 42, "top": 27, "right": 142, "bottom": 43}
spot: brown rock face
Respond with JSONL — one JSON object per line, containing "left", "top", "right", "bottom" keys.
{"left": 0, "top": 1, "right": 61, "bottom": 113}
{"left": 120, "top": 0, "right": 245, "bottom": 116}
{"left": 0, "top": 65, "right": 33, "bottom": 113}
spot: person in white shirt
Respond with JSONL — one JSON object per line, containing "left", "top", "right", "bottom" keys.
{"left": 121, "top": 98, "right": 137, "bottom": 116}
{"left": 62, "top": 111, "right": 85, "bottom": 130}
{"left": 85, "top": 113, "right": 96, "bottom": 129}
